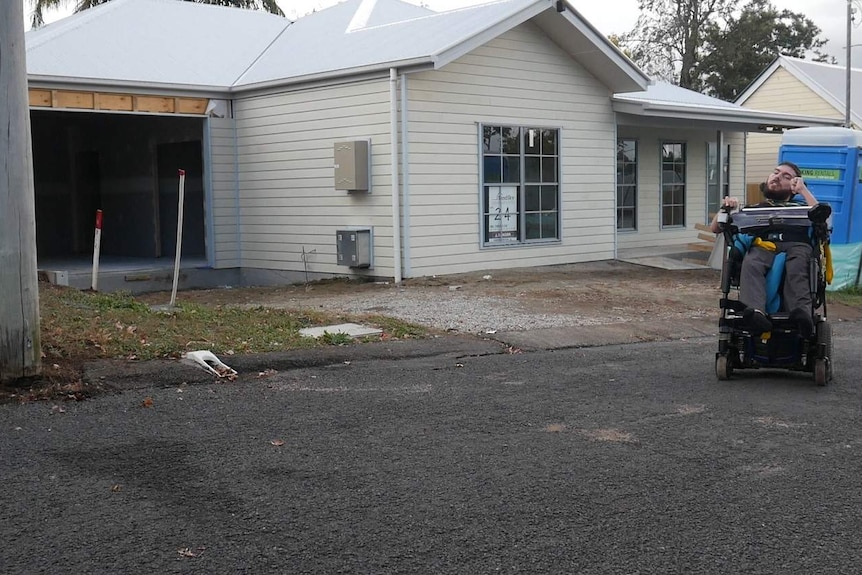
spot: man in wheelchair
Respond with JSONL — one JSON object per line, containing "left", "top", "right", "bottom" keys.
{"left": 710, "top": 162, "right": 820, "bottom": 335}
{"left": 710, "top": 161, "right": 833, "bottom": 384}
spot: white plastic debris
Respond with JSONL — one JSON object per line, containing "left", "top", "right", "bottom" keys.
{"left": 483, "top": 275, "right": 492, "bottom": 280}
{"left": 181, "top": 350, "right": 237, "bottom": 378}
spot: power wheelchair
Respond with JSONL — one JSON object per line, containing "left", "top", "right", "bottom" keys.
{"left": 714, "top": 203, "right": 833, "bottom": 386}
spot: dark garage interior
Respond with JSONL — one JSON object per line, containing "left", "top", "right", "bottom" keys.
{"left": 30, "top": 110, "right": 207, "bottom": 265}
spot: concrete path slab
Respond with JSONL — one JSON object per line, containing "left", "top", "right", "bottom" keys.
{"left": 300, "top": 323, "right": 383, "bottom": 339}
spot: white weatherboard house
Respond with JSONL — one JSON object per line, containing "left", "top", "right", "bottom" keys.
{"left": 25, "top": 0, "right": 841, "bottom": 290}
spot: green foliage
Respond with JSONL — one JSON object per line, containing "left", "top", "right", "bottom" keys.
{"left": 622, "top": 0, "right": 831, "bottom": 96}
{"left": 699, "top": 0, "right": 832, "bottom": 100}
{"left": 318, "top": 331, "right": 353, "bottom": 346}
{"left": 623, "top": 0, "right": 738, "bottom": 89}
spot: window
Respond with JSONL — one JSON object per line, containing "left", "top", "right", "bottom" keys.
{"left": 616, "top": 139, "right": 637, "bottom": 230}
{"left": 661, "top": 142, "right": 686, "bottom": 228}
{"left": 482, "top": 125, "right": 559, "bottom": 245}
{"left": 706, "top": 142, "right": 730, "bottom": 218}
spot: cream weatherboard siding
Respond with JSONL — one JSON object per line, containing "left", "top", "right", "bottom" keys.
{"left": 741, "top": 67, "right": 843, "bottom": 186}
{"left": 615, "top": 128, "right": 744, "bottom": 250}
{"left": 232, "top": 78, "right": 394, "bottom": 280}
{"left": 206, "top": 117, "right": 240, "bottom": 268}
{"left": 404, "top": 22, "right": 617, "bottom": 277}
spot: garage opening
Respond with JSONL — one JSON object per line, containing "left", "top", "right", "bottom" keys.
{"left": 31, "top": 110, "right": 209, "bottom": 289}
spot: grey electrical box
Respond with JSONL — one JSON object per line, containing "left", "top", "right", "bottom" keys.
{"left": 334, "top": 140, "right": 369, "bottom": 191}
{"left": 336, "top": 228, "right": 373, "bottom": 268}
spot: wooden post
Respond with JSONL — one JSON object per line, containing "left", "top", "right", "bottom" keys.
{"left": 0, "top": 0, "right": 42, "bottom": 381}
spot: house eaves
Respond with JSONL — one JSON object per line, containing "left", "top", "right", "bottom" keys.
{"left": 613, "top": 97, "right": 843, "bottom": 132}
{"left": 614, "top": 80, "right": 843, "bottom": 132}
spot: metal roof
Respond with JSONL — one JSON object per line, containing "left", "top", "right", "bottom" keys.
{"left": 25, "top": 0, "right": 290, "bottom": 92}
{"left": 613, "top": 81, "right": 843, "bottom": 132}
{"left": 735, "top": 56, "right": 862, "bottom": 127}
{"left": 24, "top": 0, "right": 649, "bottom": 94}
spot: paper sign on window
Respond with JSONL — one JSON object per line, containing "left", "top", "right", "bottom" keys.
{"left": 487, "top": 186, "right": 517, "bottom": 241}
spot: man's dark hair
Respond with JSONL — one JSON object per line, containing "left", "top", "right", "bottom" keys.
{"left": 779, "top": 161, "right": 802, "bottom": 177}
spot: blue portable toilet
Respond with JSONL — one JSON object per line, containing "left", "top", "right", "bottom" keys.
{"left": 779, "top": 127, "right": 862, "bottom": 245}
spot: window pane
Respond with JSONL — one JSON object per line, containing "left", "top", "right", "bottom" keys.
{"left": 525, "top": 185, "right": 540, "bottom": 211}
{"left": 502, "top": 127, "right": 520, "bottom": 154}
{"left": 540, "top": 185, "right": 557, "bottom": 211}
{"left": 483, "top": 126, "right": 501, "bottom": 154}
{"left": 541, "top": 212, "right": 557, "bottom": 238}
{"left": 617, "top": 208, "right": 635, "bottom": 230}
{"left": 483, "top": 156, "right": 502, "bottom": 183}
{"left": 525, "top": 156, "right": 541, "bottom": 182}
{"left": 502, "top": 156, "right": 520, "bottom": 183}
{"left": 662, "top": 206, "right": 673, "bottom": 226}
{"left": 541, "top": 129, "right": 557, "bottom": 155}
{"left": 541, "top": 157, "right": 557, "bottom": 183}
{"left": 525, "top": 213, "right": 541, "bottom": 240}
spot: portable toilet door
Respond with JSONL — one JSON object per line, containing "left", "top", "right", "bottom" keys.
{"left": 779, "top": 127, "right": 862, "bottom": 245}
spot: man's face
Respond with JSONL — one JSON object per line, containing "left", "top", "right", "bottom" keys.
{"left": 764, "top": 164, "right": 797, "bottom": 200}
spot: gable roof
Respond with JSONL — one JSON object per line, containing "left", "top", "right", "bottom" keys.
{"left": 735, "top": 56, "right": 862, "bottom": 127}
{"left": 613, "top": 81, "right": 843, "bottom": 132}
{"left": 25, "top": 0, "right": 650, "bottom": 94}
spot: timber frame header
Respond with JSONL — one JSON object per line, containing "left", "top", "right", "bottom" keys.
{"left": 29, "top": 88, "right": 208, "bottom": 115}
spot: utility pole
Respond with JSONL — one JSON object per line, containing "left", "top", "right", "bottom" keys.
{"left": 847, "top": 0, "right": 853, "bottom": 128}
{"left": 0, "top": 0, "right": 42, "bottom": 381}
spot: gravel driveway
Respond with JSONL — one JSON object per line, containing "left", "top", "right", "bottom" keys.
{"left": 139, "top": 261, "right": 730, "bottom": 334}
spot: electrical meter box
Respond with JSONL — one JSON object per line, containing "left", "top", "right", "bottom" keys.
{"left": 336, "top": 228, "right": 372, "bottom": 268}
{"left": 334, "top": 140, "right": 370, "bottom": 192}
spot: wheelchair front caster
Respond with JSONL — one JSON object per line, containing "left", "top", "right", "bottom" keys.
{"left": 716, "top": 355, "right": 733, "bottom": 380}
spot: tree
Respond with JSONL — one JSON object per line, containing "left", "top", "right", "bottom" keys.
{"left": 1, "top": 0, "right": 42, "bottom": 382}
{"left": 699, "top": 0, "right": 832, "bottom": 101}
{"left": 621, "top": 0, "right": 831, "bottom": 97}
{"left": 28, "top": 0, "right": 284, "bottom": 29}
{"left": 622, "top": 0, "right": 737, "bottom": 91}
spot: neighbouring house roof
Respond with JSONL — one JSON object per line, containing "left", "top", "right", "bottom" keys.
{"left": 24, "top": 0, "right": 650, "bottom": 94}
{"left": 735, "top": 55, "right": 862, "bottom": 127}
{"left": 613, "top": 80, "right": 843, "bottom": 132}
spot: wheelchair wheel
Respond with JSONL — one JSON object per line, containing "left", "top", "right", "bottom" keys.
{"left": 716, "top": 355, "right": 732, "bottom": 380}
{"left": 814, "top": 359, "right": 829, "bottom": 387}
{"left": 814, "top": 320, "right": 833, "bottom": 386}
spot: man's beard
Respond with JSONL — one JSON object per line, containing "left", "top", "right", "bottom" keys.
{"left": 759, "top": 182, "right": 792, "bottom": 201}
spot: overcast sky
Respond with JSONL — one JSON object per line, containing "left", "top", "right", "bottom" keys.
{"left": 25, "top": 0, "right": 861, "bottom": 65}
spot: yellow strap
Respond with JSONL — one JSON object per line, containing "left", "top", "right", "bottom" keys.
{"left": 824, "top": 242, "right": 834, "bottom": 284}
{"left": 752, "top": 238, "right": 777, "bottom": 252}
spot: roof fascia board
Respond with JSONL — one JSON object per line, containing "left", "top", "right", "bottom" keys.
{"left": 432, "top": 1, "right": 550, "bottom": 68}
{"left": 231, "top": 57, "right": 434, "bottom": 94}
{"left": 557, "top": 2, "right": 650, "bottom": 89}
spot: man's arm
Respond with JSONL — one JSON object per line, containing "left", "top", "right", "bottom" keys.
{"left": 710, "top": 196, "right": 740, "bottom": 233}
{"left": 792, "top": 177, "right": 818, "bottom": 206}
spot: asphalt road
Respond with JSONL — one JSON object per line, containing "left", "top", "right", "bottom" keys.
{"left": 3, "top": 323, "right": 862, "bottom": 574}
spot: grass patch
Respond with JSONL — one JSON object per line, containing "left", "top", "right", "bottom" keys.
{"left": 3, "top": 283, "right": 429, "bottom": 402}
{"left": 830, "top": 285, "right": 862, "bottom": 307}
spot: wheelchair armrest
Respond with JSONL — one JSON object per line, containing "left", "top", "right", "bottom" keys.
{"left": 808, "top": 203, "right": 832, "bottom": 224}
